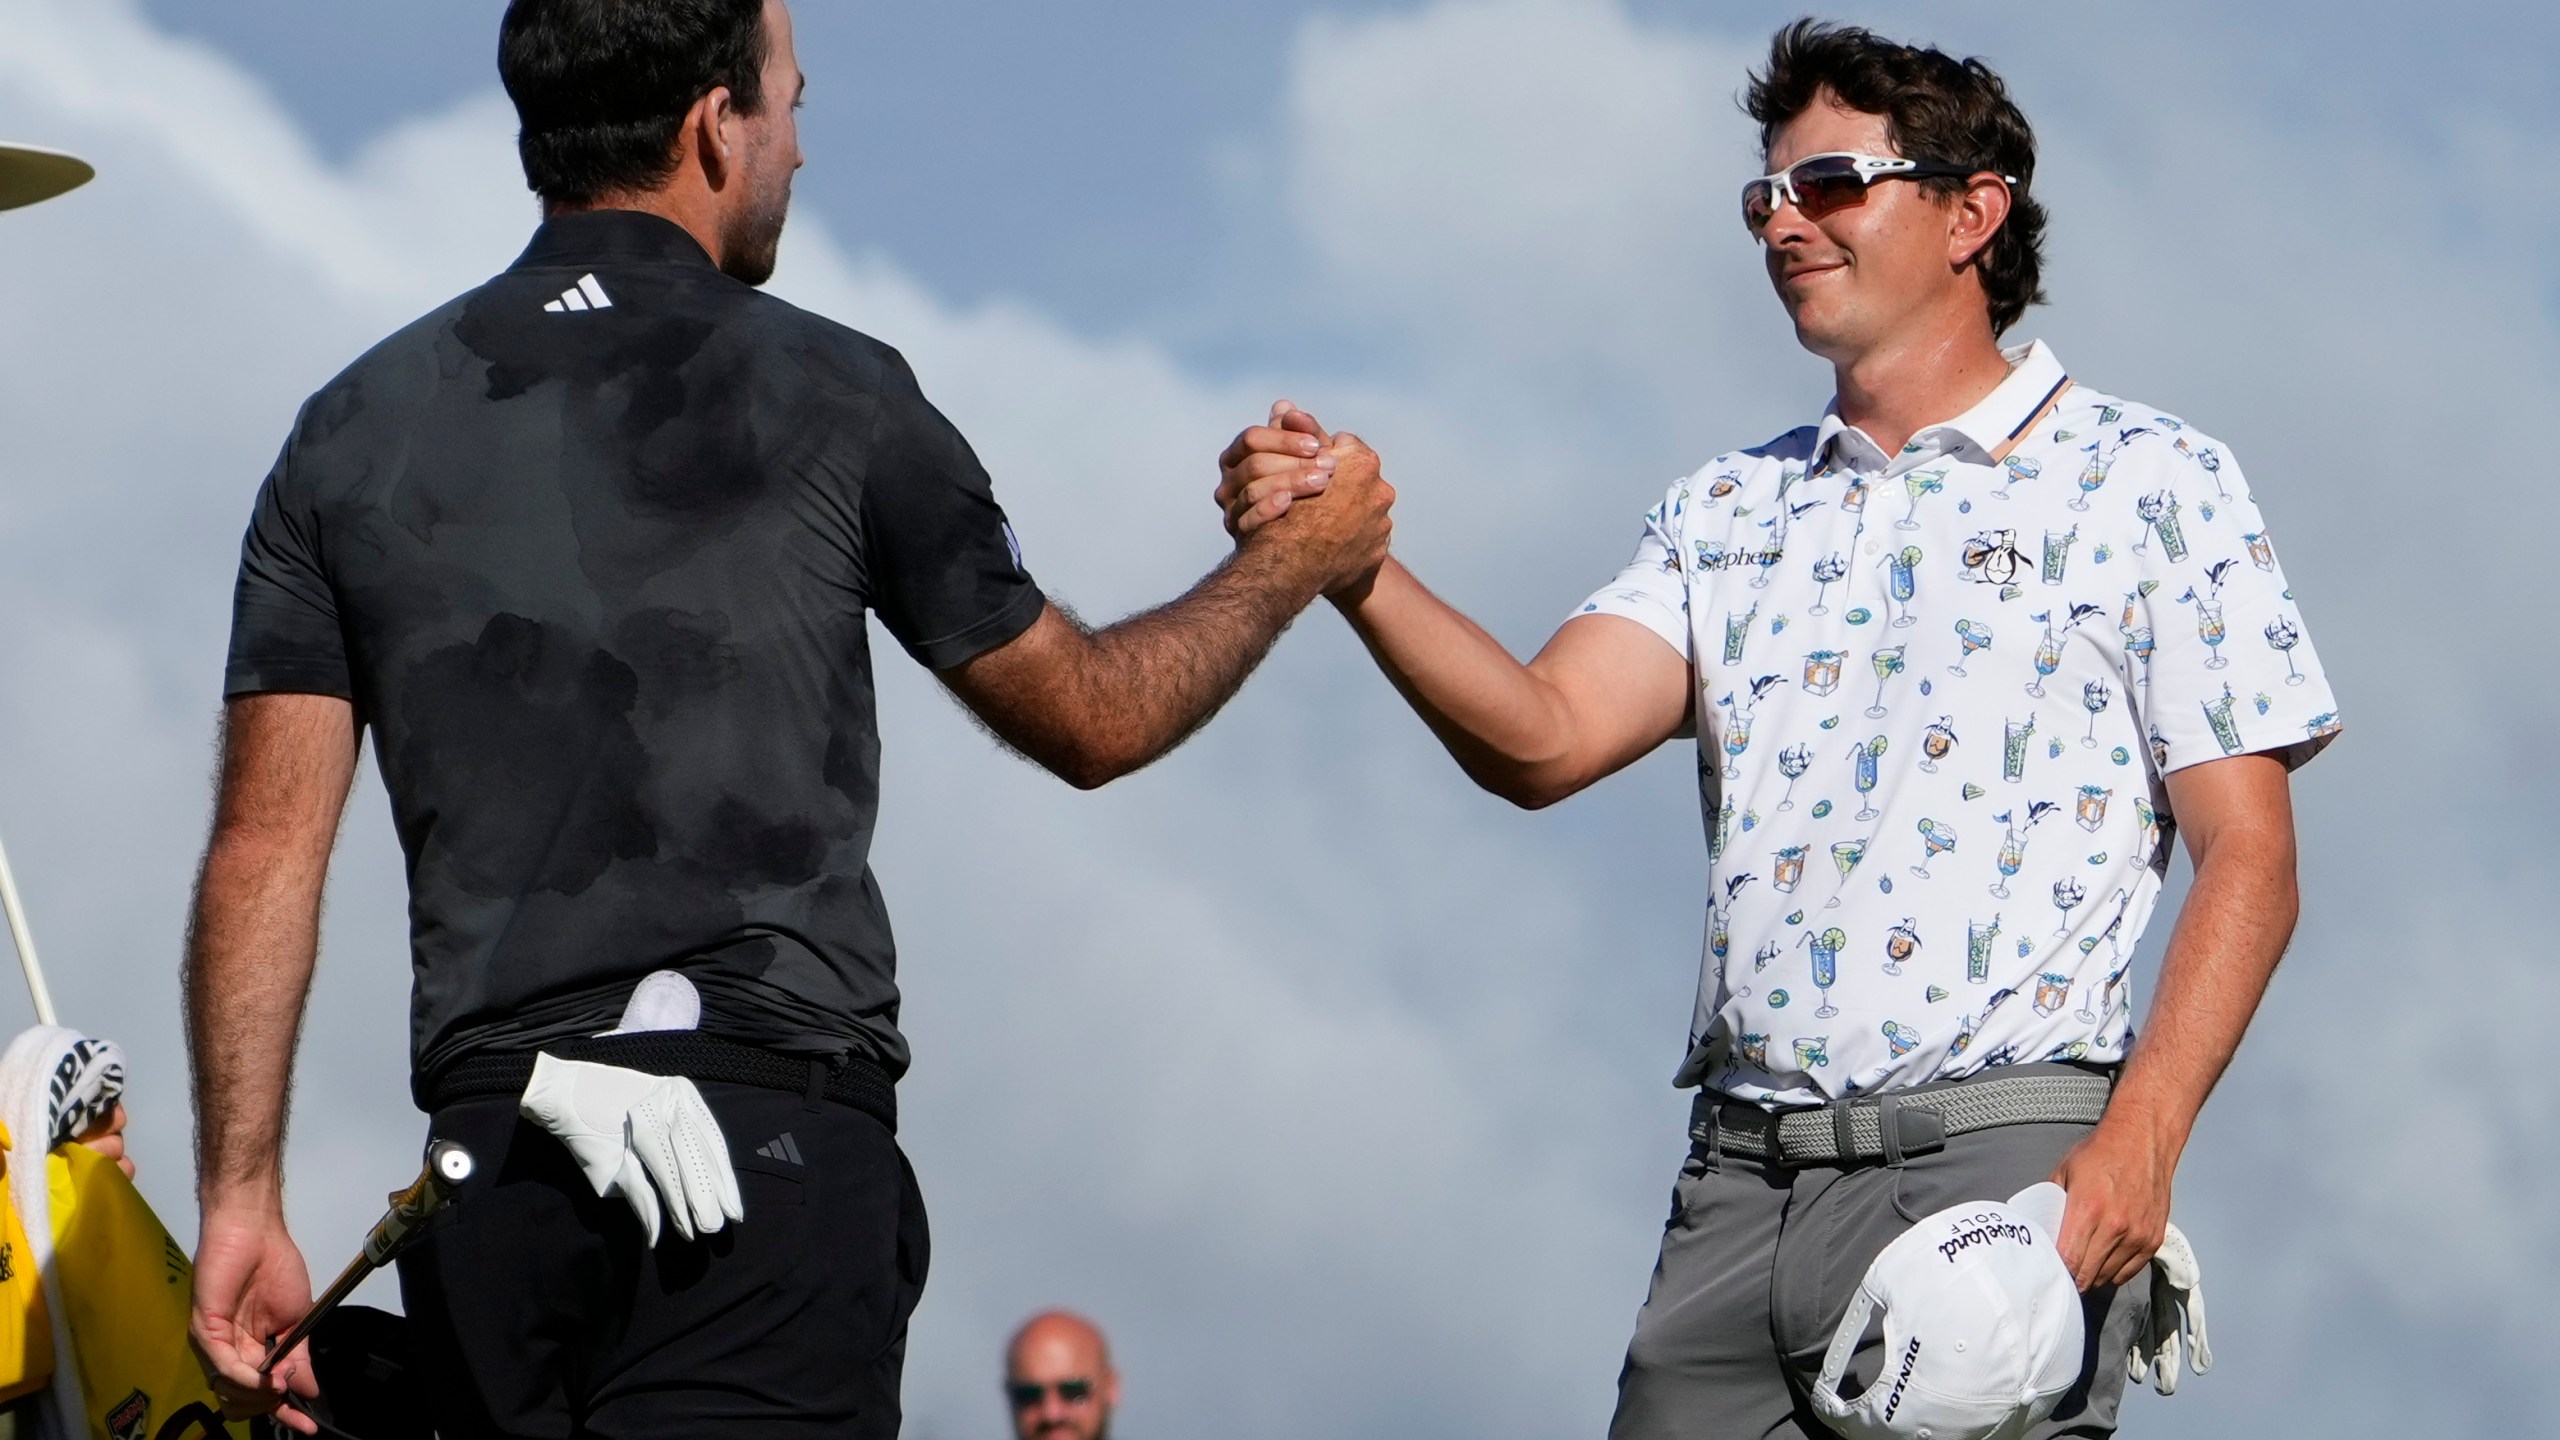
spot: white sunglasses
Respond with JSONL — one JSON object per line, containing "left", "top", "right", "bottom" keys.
{"left": 1741, "top": 151, "right": 2018, "bottom": 233}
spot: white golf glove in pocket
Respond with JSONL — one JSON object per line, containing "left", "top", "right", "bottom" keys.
{"left": 2126, "top": 1220, "right": 2212, "bottom": 1396}
{"left": 520, "top": 1052, "right": 745, "bottom": 1247}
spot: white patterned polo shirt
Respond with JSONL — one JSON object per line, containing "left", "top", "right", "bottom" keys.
{"left": 1581, "top": 341, "right": 2341, "bottom": 1106}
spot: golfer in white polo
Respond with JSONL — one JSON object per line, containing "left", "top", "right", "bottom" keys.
{"left": 1216, "top": 20, "right": 2331, "bottom": 1439}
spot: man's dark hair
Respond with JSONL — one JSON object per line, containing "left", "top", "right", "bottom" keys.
{"left": 1745, "top": 19, "right": 2048, "bottom": 335}
{"left": 499, "top": 0, "right": 770, "bottom": 206}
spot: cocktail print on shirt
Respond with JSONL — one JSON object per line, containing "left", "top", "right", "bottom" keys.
{"left": 1585, "top": 342, "right": 2340, "bottom": 1104}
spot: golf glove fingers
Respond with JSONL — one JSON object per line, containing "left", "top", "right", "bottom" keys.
{"left": 625, "top": 1075, "right": 745, "bottom": 1242}
{"left": 2127, "top": 1220, "right": 2212, "bottom": 1395}
{"left": 610, "top": 1147, "right": 664, "bottom": 1248}
{"left": 520, "top": 1054, "right": 740, "bottom": 1245}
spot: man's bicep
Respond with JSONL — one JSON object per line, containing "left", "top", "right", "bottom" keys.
{"left": 2160, "top": 752, "right": 2295, "bottom": 864}
{"left": 1534, "top": 613, "right": 1696, "bottom": 779}
{"left": 932, "top": 602, "right": 1086, "bottom": 755}
{"left": 212, "top": 693, "right": 362, "bottom": 845}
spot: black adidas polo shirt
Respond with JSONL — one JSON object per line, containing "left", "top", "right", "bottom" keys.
{"left": 226, "top": 210, "right": 1044, "bottom": 1100}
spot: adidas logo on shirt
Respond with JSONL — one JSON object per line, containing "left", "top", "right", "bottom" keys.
{"left": 754, "top": 1132, "right": 805, "bottom": 1166}
{"left": 542, "top": 273, "right": 613, "bottom": 313}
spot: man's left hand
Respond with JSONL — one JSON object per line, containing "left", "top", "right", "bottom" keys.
{"left": 2048, "top": 1113, "right": 2177, "bottom": 1291}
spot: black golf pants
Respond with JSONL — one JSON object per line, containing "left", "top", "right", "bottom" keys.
{"left": 396, "top": 1081, "right": 928, "bottom": 1439}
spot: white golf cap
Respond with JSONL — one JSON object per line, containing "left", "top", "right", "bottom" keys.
{"left": 1809, "top": 1182, "right": 2086, "bottom": 1440}
{"left": 0, "top": 143, "right": 94, "bottom": 211}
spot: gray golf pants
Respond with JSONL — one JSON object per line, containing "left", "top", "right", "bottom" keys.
{"left": 1609, "top": 1093, "right": 2149, "bottom": 1440}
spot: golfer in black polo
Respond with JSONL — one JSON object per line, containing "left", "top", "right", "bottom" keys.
{"left": 184, "top": 2, "right": 1392, "bottom": 1434}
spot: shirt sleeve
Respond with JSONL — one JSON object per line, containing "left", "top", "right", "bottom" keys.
{"left": 858, "top": 353, "right": 1047, "bottom": 670}
{"left": 1572, "top": 476, "right": 1696, "bottom": 662}
{"left": 224, "top": 418, "right": 354, "bottom": 701}
{"left": 2124, "top": 430, "right": 2340, "bottom": 776}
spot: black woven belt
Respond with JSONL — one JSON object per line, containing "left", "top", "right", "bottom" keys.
{"left": 1703, "top": 1066, "right": 2110, "bottom": 1168}
{"left": 423, "top": 1032, "right": 897, "bottom": 1135}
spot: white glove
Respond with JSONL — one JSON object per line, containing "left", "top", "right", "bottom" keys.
{"left": 2126, "top": 1220, "right": 2212, "bottom": 1395}
{"left": 519, "top": 1052, "right": 745, "bottom": 1246}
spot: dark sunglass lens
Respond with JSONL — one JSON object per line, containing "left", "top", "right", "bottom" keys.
{"left": 1007, "top": 1386, "right": 1046, "bottom": 1409}
{"left": 1057, "top": 1382, "right": 1094, "bottom": 1404}
{"left": 1792, "top": 159, "right": 1869, "bottom": 220}
{"left": 1741, "top": 182, "right": 1776, "bottom": 232}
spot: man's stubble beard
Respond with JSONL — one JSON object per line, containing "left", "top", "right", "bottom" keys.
{"left": 720, "top": 169, "right": 793, "bottom": 287}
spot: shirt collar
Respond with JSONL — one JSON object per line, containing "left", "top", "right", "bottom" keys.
{"left": 1813, "top": 339, "right": 2071, "bottom": 471}
{"left": 510, "top": 209, "right": 718, "bottom": 273}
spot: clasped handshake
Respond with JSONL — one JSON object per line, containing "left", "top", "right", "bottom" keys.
{"left": 1213, "top": 400, "right": 1396, "bottom": 602}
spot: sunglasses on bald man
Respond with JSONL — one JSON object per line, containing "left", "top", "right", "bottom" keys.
{"left": 1006, "top": 1378, "right": 1098, "bottom": 1409}
{"left": 1741, "top": 151, "right": 2018, "bottom": 234}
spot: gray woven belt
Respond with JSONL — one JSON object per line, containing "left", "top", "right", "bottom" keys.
{"left": 1703, "top": 1069, "right": 2112, "bottom": 1168}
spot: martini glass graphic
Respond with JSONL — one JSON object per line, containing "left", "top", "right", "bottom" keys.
{"left": 1752, "top": 543, "right": 1784, "bottom": 590}
{"left": 1866, "top": 648, "right": 1906, "bottom": 719}
{"left": 1849, "top": 737, "right": 1888, "bottom": 820}
{"left": 1810, "top": 553, "right": 1848, "bottom": 615}
{"left": 1992, "top": 454, "right": 2039, "bottom": 502}
{"left": 1950, "top": 619, "right": 1992, "bottom": 677}
{"left": 2051, "top": 877, "right": 2087, "bottom": 936}
{"left": 1912, "top": 819, "right": 1956, "bottom": 879}
{"left": 1802, "top": 927, "right": 1847, "bottom": 1018}
{"left": 1897, "top": 470, "right": 1943, "bottom": 530}
{"left": 1884, "top": 918, "right": 1921, "bottom": 976}
{"left": 1776, "top": 743, "right": 1813, "bottom": 810}
{"left": 1919, "top": 717, "right": 1956, "bottom": 773}
{"left": 2266, "top": 616, "right": 2305, "bottom": 684}
{"left": 2081, "top": 679, "right": 2112, "bottom": 747}
{"left": 1887, "top": 547, "right": 1921, "bottom": 627}
{"left": 1826, "top": 838, "right": 1868, "bottom": 908}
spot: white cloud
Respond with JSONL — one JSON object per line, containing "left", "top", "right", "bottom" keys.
{"left": 0, "top": 0, "right": 2549, "bottom": 1435}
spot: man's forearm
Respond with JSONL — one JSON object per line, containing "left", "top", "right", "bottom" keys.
{"left": 186, "top": 695, "right": 358, "bottom": 1211}
{"left": 951, "top": 536, "right": 1334, "bottom": 790}
{"left": 1066, "top": 538, "right": 1329, "bottom": 780}
{"left": 2106, "top": 829, "right": 2298, "bottom": 1154}
{"left": 1333, "top": 560, "right": 1576, "bottom": 798}
{"left": 186, "top": 843, "right": 321, "bottom": 1208}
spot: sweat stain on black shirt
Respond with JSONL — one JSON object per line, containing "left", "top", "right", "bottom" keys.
{"left": 224, "top": 211, "right": 1044, "bottom": 1104}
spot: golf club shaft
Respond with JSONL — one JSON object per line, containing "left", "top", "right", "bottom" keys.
{"left": 0, "top": 824, "right": 57, "bottom": 1026}
{"left": 260, "top": 1141, "right": 472, "bottom": 1377}
{"left": 257, "top": 1253, "right": 372, "bottom": 1376}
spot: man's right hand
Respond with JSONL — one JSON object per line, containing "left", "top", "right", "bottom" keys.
{"left": 1217, "top": 402, "right": 1394, "bottom": 597}
{"left": 190, "top": 1204, "right": 322, "bottom": 1435}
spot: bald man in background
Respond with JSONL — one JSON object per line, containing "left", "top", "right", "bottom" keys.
{"left": 1005, "top": 1311, "right": 1119, "bottom": 1440}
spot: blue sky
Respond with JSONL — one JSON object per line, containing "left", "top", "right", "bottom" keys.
{"left": 4, "top": 2, "right": 2556, "bottom": 1436}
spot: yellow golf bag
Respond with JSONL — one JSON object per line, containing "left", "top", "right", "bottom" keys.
{"left": 0, "top": 1124, "right": 52, "bottom": 1407}
{"left": 46, "top": 1138, "right": 230, "bottom": 1440}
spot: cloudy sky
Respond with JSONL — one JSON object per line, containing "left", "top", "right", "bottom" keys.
{"left": 2, "top": 0, "right": 2552, "bottom": 1435}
